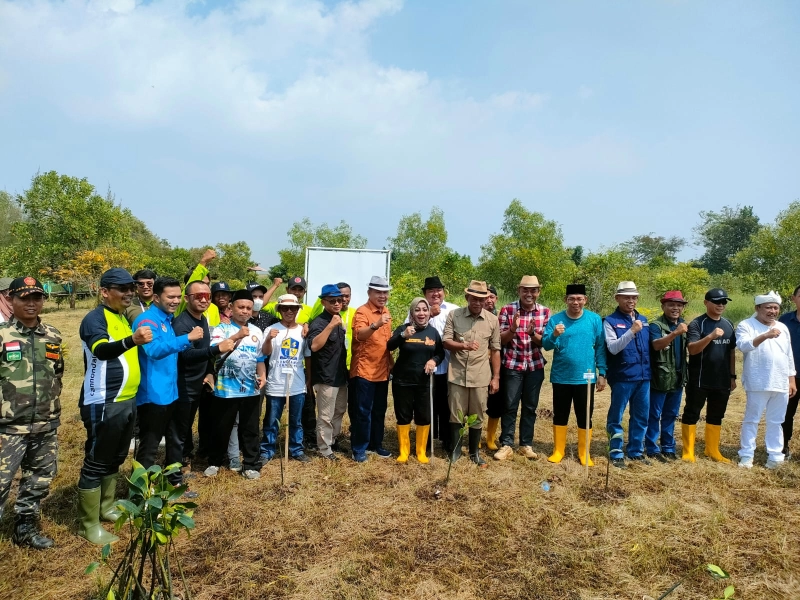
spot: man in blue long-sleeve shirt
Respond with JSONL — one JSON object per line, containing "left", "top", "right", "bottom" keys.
{"left": 133, "top": 277, "right": 203, "bottom": 486}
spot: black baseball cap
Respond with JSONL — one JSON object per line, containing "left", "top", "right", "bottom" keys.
{"left": 8, "top": 276, "right": 45, "bottom": 297}
{"left": 100, "top": 268, "right": 134, "bottom": 287}
{"left": 287, "top": 276, "right": 307, "bottom": 290}
{"left": 211, "top": 282, "right": 231, "bottom": 294}
{"left": 705, "top": 288, "right": 732, "bottom": 302}
{"left": 246, "top": 282, "right": 268, "bottom": 294}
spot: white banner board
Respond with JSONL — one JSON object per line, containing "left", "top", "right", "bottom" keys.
{"left": 304, "top": 247, "right": 391, "bottom": 309}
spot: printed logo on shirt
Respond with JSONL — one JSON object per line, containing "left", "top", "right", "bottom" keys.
{"left": 45, "top": 342, "right": 61, "bottom": 361}
{"left": 615, "top": 324, "right": 627, "bottom": 329}
{"left": 161, "top": 323, "right": 168, "bottom": 332}
{"left": 280, "top": 337, "right": 300, "bottom": 359}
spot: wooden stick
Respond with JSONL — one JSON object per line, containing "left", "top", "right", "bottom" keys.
{"left": 585, "top": 380, "right": 591, "bottom": 479}
{"left": 429, "top": 372, "right": 435, "bottom": 466}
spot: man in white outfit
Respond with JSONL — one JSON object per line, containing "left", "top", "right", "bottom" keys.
{"left": 736, "top": 291, "right": 797, "bottom": 469}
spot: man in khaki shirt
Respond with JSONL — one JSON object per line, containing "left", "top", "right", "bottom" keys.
{"left": 443, "top": 280, "right": 501, "bottom": 467}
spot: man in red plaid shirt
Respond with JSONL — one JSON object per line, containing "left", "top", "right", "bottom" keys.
{"left": 494, "top": 275, "right": 551, "bottom": 461}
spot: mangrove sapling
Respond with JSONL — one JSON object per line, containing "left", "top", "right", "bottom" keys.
{"left": 445, "top": 410, "right": 478, "bottom": 486}
{"left": 656, "top": 563, "right": 734, "bottom": 600}
{"left": 605, "top": 431, "right": 623, "bottom": 491}
{"left": 85, "top": 461, "right": 196, "bottom": 600}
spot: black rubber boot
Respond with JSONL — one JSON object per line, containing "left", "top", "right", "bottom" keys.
{"left": 13, "top": 514, "right": 54, "bottom": 550}
{"left": 449, "top": 424, "right": 462, "bottom": 463}
{"left": 468, "top": 428, "right": 487, "bottom": 467}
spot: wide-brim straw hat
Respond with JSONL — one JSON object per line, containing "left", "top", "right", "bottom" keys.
{"left": 464, "top": 280, "right": 489, "bottom": 298}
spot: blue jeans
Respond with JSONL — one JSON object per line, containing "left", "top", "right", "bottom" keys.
{"left": 348, "top": 377, "right": 389, "bottom": 456}
{"left": 607, "top": 380, "right": 650, "bottom": 459}
{"left": 499, "top": 368, "right": 545, "bottom": 448}
{"left": 260, "top": 394, "right": 305, "bottom": 458}
{"left": 645, "top": 388, "right": 683, "bottom": 455}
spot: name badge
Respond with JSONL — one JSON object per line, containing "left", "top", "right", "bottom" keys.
{"left": 583, "top": 371, "right": 596, "bottom": 382}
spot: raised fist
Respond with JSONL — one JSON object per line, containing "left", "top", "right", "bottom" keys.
{"left": 218, "top": 338, "right": 235, "bottom": 353}
{"left": 188, "top": 326, "right": 204, "bottom": 341}
{"left": 764, "top": 327, "right": 782, "bottom": 339}
{"left": 630, "top": 320, "right": 643, "bottom": 334}
{"left": 273, "top": 277, "right": 283, "bottom": 287}
{"left": 330, "top": 314, "right": 343, "bottom": 329}
{"left": 553, "top": 323, "right": 566, "bottom": 338}
{"left": 233, "top": 326, "right": 250, "bottom": 340}
{"left": 380, "top": 312, "right": 391, "bottom": 326}
{"left": 709, "top": 327, "right": 724, "bottom": 340}
{"left": 268, "top": 328, "right": 280, "bottom": 340}
{"left": 404, "top": 325, "right": 416, "bottom": 339}
{"left": 675, "top": 323, "right": 688, "bottom": 336}
{"left": 200, "top": 248, "right": 216, "bottom": 266}
{"left": 133, "top": 326, "right": 153, "bottom": 346}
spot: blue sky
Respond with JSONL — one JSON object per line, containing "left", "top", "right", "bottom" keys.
{"left": 1, "top": 0, "right": 798, "bottom": 269}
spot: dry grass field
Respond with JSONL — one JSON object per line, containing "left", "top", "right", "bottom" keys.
{"left": 2, "top": 307, "right": 800, "bottom": 600}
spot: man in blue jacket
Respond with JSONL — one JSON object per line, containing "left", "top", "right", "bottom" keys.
{"left": 604, "top": 281, "right": 651, "bottom": 468}
{"left": 133, "top": 277, "right": 203, "bottom": 487}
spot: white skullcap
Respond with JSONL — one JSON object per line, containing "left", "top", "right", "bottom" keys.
{"left": 754, "top": 290, "right": 781, "bottom": 306}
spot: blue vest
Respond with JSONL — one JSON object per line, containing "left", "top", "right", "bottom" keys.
{"left": 605, "top": 309, "right": 651, "bottom": 385}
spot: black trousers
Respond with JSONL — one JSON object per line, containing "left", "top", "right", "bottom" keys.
{"left": 393, "top": 382, "right": 432, "bottom": 426}
{"left": 79, "top": 401, "right": 136, "bottom": 489}
{"left": 179, "top": 389, "right": 213, "bottom": 460}
{"left": 209, "top": 395, "right": 262, "bottom": 471}
{"left": 552, "top": 383, "right": 595, "bottom": 428}
{"left": 135, "top": 402, "right": 188, "bottom": 485}
{"left": 302, "top": 386, "right": 317, "bottom": 442}
{"left": 782, "top": 390, "right": 800, "bottom": 451}
{"left": 681, "top": 386, "right": 730, "bottom": 426}
{"left": 486, "top": 376, "right": 504, "bottom": 419}
{"left": 432, "top": 374, "right": 450, "bottom": 445}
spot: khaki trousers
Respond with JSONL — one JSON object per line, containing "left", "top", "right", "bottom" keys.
{"left": 314, "top": 383, "right": 348, "bottom": 456}
{"left": 448, "top": 382, "right": 487, "bottom": 429}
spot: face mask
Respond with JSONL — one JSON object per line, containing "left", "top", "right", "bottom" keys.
{"left": 252, "top": 299, "right": 264, "bottom": 312}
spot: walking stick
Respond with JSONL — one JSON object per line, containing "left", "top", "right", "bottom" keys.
{"left": 283, "top": 369, "right": 295, "bottom": 481}
{"left": 429, "top": 372, "right": 435, "bottom": 465}
{"left": 583, "top": 370, "right": 594, "bottom": 479}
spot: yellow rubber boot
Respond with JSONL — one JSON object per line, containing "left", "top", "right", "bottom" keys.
{"left": 703, "top": 423, "right": 731, "bottom": 463}
{"left": 485, "top": 417, "right": 500, "bottom": 451}
{"left": 681, "top": 423, "right": 696, "bottom": 463}
{"left": 415, "top": 425, "right": 430, "bottom": 464}
{"left": 577, "top": 428, "right": 594, "bottom": 467}
{"left": 548, "top": 425, "right": 567, "bottom": 463}
{"left": 396, "top": 425, "right": 411, "bottom": 463}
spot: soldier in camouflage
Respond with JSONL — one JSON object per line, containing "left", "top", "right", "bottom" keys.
{"left": 0, "top": 276, "right": 64, "bottom": 549}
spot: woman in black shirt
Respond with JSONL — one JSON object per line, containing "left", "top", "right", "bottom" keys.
{"left": 387, "top": 297, "right": 445, "bottom": 463}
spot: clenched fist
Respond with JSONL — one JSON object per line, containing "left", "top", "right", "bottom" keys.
{"left": 188, "top": 326, "right": 204, "bottom": 341}
{"left": 200, "top": 248, "right": 216, "bottom": 266}
{"left": 268, "top": 328, "right": 280, "bottom": 340}
{"left": 273, "top": 277, "right": 283, "bottom": 287}
{"left": 133, "top": 326, "right": 153, "bottom": 346}
{"left": 764, "top": 327, "right": 782, "bottom": 339}
{"left": 709, "top": 327, "right": 724, "bottom": 340}
{"left": 379, "top": 312, "right": 391, "bottom": 326}
{"left": 329, "top": 314, "right": 343, "bottom": 329}
{"left": 553, "top": 323, "right": 566, "bottom": 338}
{"left": 233, "top": 326, "right": 251, "bottom": 341}
{"left": 218, "top": 338, "right": 235, "bottom": 353}
{"left": 630, "top": 320, "right": 643, "bottom": 334}
{"left": 675, "top": 323, "right": 688, "bottom": 336}
{"left": 403, "top": 325, "right": 416, "bottom": 339}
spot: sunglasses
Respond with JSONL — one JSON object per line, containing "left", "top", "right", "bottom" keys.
{"left": 135, "top": 281, "right": 154, "bottom": 288}
{"left": 279, "top": 306, "right": 300, "bottom": 312}
{"left": 709, "top": 300, "right": 729, "bottom": 305}
{"left": 324, "top": 297, "right": 344, "bottom": 304}
{"left": 187, "top": 292, "right": 211, "bottom": 301}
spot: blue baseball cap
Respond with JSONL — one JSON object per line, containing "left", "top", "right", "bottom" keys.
{"left": 210, "top": 282, "right": 230, "bottom": 294}
{"left": 319, "top": 284, "right": 343, "bottom": 298}
{"left": 100, "top": 268, "right": 134, "bottom": 287}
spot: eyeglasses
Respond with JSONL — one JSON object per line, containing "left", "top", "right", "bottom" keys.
{"left": 187, "top": 292, "right": 211, "bottom": 301}
{"left": 279, "top": 306, "right": 300, "bottom": 312}
{"left": 135, "top": 281, "right": 154, "bottom": 288}
{"left": 324, "top": 297, "right": 344, "bottom": 304}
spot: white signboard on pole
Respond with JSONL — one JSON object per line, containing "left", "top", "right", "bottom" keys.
{"left": 304, "top": 247, "right": 391, "bottom": 309}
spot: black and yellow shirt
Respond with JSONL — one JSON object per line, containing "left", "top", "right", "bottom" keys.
{"left": 79, "top": 304, "right": 140, "bottom": 406}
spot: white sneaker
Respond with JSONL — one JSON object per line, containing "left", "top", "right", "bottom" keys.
{"left": 765, "top": 459, "right": 782, "bottom": 470}
{"left": 242, "top": 469, "right": 260, "bottom": 480}
{"left": 494, "top": 445, "right": 514, "bottom": 461}
{"left": 738, "top": 457, "right": 753, "bottom": 469}
{"left": 203, "top": 466, "right": 219, "bottom": 477}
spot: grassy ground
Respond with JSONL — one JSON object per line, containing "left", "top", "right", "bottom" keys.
{"left": 1, "top": 306, "right": 799, "bottom": 600}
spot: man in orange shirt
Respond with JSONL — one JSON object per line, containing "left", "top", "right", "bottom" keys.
{"left": 349, "top": 276, "right": 393, "bottom": 462}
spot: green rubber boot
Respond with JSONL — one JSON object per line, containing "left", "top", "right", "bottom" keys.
{"left": 77, "top": 487, "right": 119, "bottom": 546}
{"left": 99, "top": 473, "right": 122, "bottom": 523}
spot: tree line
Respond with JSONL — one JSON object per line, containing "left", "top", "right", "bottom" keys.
{"left": 1, "top": 171, "right": 797, "bottom": 315}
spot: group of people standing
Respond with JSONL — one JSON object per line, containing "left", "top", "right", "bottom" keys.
{"left": 1, "top": 259, "right": 798, "bottom": 550}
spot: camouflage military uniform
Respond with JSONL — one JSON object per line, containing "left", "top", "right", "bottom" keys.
{"left": 0, "top": 315, "right": 64, "bottom": 519}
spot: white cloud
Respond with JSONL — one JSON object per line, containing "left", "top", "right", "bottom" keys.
{"left": 0, "top": 0, "right": 638, "bottom": 260}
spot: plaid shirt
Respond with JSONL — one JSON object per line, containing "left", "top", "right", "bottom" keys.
{"left": 498, "top": 301, "right": 550, "bottom": 371}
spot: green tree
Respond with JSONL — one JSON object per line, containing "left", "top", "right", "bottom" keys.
{"left": 650, "top": 263, "right": 710, "bottom": 304}
{"left": 3, "top": 172, "right": 140, "bottom": 307}
{"left": 478, "top": 199, "right": 575, "bottom": 301}
{"left": 215, "top": 241, "right": 253, "bottom": 287}
{"left": 0, "top": 190, "right": 24, "bottom": 256}
{"left": 578, "top": 247, "right": 638, "bottom": 315}
{"left": 277, "top": 219, "right": 368, "bottom": 277}
{"left": 570, "top": 245, "right": 584, "bottom": 266}
{"left": 732, "top": 201, "right": 800, "bottom": 297}
{"left": 694, "top": 205, "right": 761, "bottom": 274}
{"left": 621, "top": 233, "right": 686, "bottom": 267}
